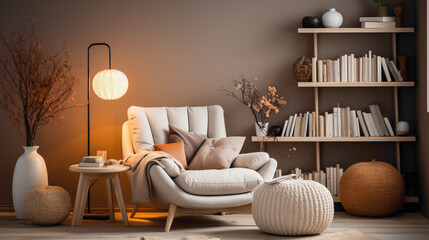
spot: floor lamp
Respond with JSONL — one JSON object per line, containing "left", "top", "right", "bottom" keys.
{"left": 85, "top": 43, "right": 128, "bottom": 219}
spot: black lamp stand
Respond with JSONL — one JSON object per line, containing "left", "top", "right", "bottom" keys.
{"left": 83, "top": 43, "right": 112, "bottom": 220}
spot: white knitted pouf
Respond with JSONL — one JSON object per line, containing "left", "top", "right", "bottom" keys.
{"left": 24, "top": 186, "right": 72, "bottom": 225}
{"left": 252, "top": 174, "right": 334, "bottom": 236}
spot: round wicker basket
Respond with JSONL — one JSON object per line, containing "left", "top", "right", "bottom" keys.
{"left": 24, "top": 186, "right": 72, "bottom": 225}
{"left": 293, "top": 56, "right": 312, "bottom": 82}
{"left": 253, "top": 175, "right": 334, "bottom": 236}
{"left": 339, "top": 160, "right": 405, "bottom": 217}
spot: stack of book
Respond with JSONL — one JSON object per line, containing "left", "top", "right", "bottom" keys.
{"left": 291, "top": 164, "right": 344, "bottom": 197}
{"left": 311, "top": 51, "right": 403, "bottom": 83}
{"left": 360, "top": 16, "right": 396, "bottom": 29}
{"left": 280, "top": 104, "right": 395, "bottom": 137}
{"left": 79, "top": 156, "right": 105, "bottom": 167}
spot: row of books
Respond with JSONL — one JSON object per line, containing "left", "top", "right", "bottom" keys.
{"left": 280, "top": 104, "right": 395, "bottom": 137}
{"left": 360, "top": 16, "right": 396, "bottom": 29}
{"left": 311, "top": 51, "right": 403, "bottom": 83}
{"left": 291, "top": 165, "right": 344, "bottom": 197}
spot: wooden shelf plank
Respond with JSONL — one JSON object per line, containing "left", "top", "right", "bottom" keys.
{"left": 332, "top": 196, "right": 418, "bottom": 203}
{"left": 298, "top": 28, "right": 415, "bottom": 34}
{"left": 251, "top": 136, "right": 416, "bottom": 142}
{"left": 298, "top": 82, "right": 415, "bottom": 88}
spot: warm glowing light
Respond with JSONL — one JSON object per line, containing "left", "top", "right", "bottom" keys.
{"left": 92, "top": 69, "right": 128, "bottom": 100}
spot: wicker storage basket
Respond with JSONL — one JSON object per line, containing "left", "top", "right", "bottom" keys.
{"left": 24, "top": 186, "right": 71, "bottom": 225}
{"left": 339, "top": 160, "right": 405, "bottom": 217}
{"left": 253, "top": 175, "right": 334, "bottom": 236}
{"left": 293, "top": 56, "right": 312, "bottom": 82}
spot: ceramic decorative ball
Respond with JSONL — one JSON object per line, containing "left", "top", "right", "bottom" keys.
{"left": 302, "top": 16, "right": 322, "bottom": 28}
{"left": 322, "top": 8, "right": 343, "bottom": 28}
{"left": 396, "top": 121, "right": 409, "bottom": 136}
{"left": 24, "top": 186, "right": 72, "bottom": 225}
{"left": 339, "top": 160, "right": 405, "bottom": 217}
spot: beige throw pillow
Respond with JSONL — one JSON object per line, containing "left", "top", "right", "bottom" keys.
{"left": 188, "top": 137, "right": 245, "bottom": 170}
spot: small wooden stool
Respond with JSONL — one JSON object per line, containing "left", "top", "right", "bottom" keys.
{"left": 69, "top": 164, "right": 130, "bottom": 226}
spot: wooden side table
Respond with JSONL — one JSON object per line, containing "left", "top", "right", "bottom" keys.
{"left": 69, "top": 164, "right": 130, "bottom": 226}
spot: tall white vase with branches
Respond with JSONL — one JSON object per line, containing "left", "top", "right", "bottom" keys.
{"left": 0, "top": 22, "right": 78, "bottom": 219}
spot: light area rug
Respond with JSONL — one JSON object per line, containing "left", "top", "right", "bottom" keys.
{"left": 141, "top": 229, "right": 375, "bottom": 240}
{"left": 315, "top": 229, "right": 378, "bottom": 240}
{"left": 141, "top": 235, "right": 219, "bottom": 240}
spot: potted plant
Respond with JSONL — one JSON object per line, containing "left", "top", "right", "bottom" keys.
{"left": 223, "top": 77, "right": 286, "bottom": 136}
{"left": 0, "top": 22, "right": 79, "bottom": 219}
{"left": 372, "top": 0, "right": 389, "bottom": 17}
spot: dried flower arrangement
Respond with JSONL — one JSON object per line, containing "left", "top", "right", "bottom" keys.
{"left": 0, "top": 22, "right": 79, "bottom": 146}
{"left": 223, "top": 76, "right": 287, "bottom": 131}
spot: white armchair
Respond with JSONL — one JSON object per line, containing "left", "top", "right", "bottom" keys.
{"left": 122, "top": 105, "right": 277, "bottom": 231}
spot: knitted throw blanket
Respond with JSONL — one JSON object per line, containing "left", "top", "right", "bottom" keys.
{"left": 124, "top": 150, "right": 185, "bottom": 204}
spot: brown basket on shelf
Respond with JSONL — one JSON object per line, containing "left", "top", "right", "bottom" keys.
{"left": 293, "top": 56, "right": 312, "bottom": 82}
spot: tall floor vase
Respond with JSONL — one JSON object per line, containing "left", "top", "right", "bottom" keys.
{"left": 12, "top": 146, "right": 48, "bottom": 219}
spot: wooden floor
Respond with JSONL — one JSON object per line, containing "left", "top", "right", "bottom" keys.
{"left": 1, "top": 211, "right": 429, "bottom": 239}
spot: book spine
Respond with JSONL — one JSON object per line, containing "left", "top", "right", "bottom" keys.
{"left": 303, "top": 112, "right": 309, "bottom": 137}
{"left": 323, "top": 60, "right": 327, "bottom": 82}
{"left": 372, "top": 56, "right": 376, "bottom": 82}
{"left": 368, "top": 113, "right": 380, "bottom": 136}
{"left": 381, "top": 57, "right": 392, "bottom": 82}
{"left": 326, "top": 167, "right": 331, "bottom": 195}
{"left": 293, "top": 114, "right": 302, "bottom": 137}
{"left": 359, "top": 57, "right": 363, "bottom": 82}
{"left": 390, "top": 60, "right": 403, "bottom": 81}
{"left": 289, "top": 114, "right": 297, "bottom": 137}
{"left": 374, "top": 105, "right": 390, "bottom": 136}
{"left": 384, "top": 117, "right": 395, "bottom": 136}
{"left": 368, "top": 51, "right": 372, "bottom": 82}
{"left": 336, "top": 164, "right": 340, "bottom": 197}
{"left": 327, "top": 60, "right": 332, "bottom": 82}
{"left": 318, "top": 60, "right": 323, "bottom": 82}
{"left": 281, "top": 119, "right": 288, "bottom": 137}
{"left": 347, "top": 55, "right": 352, "bottom": 82}
{"left": 319, "top": 115, "right": 325, "bottom": 137}
{"left": 357, "top": 110, "right": 369, "bottom": 137}
{"left": 369, "top": 105, "right": 385, "bottom": 136}
{"left": 385, "top": 58, "right": 400, "bottom": 82}
{"left": 300, "top": 113, "right": 306, "bottom": 136}
{"left": 377, "top": 56, "right": 382, "bottom": 82}
{"left": 363, "top": 55, "right": 368, "bottom": 82}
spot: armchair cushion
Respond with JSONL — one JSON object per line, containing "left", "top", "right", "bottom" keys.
{"left": 174, "top": 168, "right": 263, "bottom": 196}
{"left": 154, "top": 142, "right": 188, "bottom": 169}
{"left": 188, "top": 137, "right": 245, "bottom": 170}
{"left": 232, "top": 152, "right": 270, "bottom": 170}
{"left": 168, "top": 125, "right": 207, "bottom": 165}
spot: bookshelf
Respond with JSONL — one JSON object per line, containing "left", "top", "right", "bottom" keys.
{"left": 332, "top": 196, "right": 418, "bottom": 203}
{"left": 298, "top": 28, "right": 415, "bottom": 34}
{"left": 252, "top": 136, "right": 416, "bottom": 143}
{"left": 297, "top": 82, "right": 414, "bottom": 87}
{"left": 253, "top": 27, "right": 417, "bottom": 202}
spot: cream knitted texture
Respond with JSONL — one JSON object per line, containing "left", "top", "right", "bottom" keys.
{"left": 252, "top": 177, "right": 334, "bottom": 236}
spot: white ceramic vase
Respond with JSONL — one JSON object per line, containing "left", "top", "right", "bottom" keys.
{"left": 12, "top": 146, "right": 48, "bottom": 219}
{"left": 255, "top": 122, "right": 269, "bottom": 136}
{"left": 322, "top": 8, "right": 343, "bottom": 28}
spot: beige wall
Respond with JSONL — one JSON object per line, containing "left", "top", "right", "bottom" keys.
{"left": 0, "top": 0, "right": 420, "bottom": 209}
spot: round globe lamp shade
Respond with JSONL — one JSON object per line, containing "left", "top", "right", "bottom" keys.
{"left": 92, "top": 69, "right": 128, "bottom": 100}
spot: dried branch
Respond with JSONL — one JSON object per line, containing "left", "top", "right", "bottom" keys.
{"left": 0, "top": 22, "right": 80, "bottom": 146}
{"left": 222, "top": 76, "right": 287, "bottom": 129}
